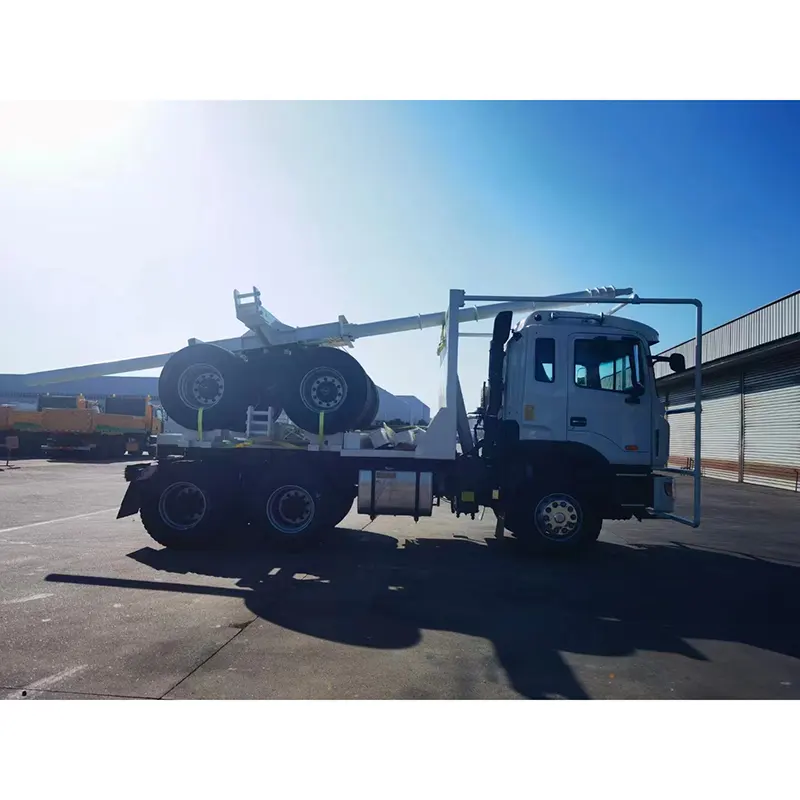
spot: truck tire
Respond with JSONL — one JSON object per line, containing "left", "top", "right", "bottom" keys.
{"left": 282, "top": 347, "right": 370, "bottom": 435}
{"left": 326, "top": 485, "right": 357, "bottom": 527}
{"left": 159, "top": 343, "right": 250, "bottom": 432}
{"left": 139, "top": 463, "right": 231, "bottom": 550}
{"left": 355, "top": 377, "right": 380, "bottom": 430}
{"left": 247, "top": 467, "right": 337, "bottom": 551}
{"left": 510, "top": 484, "right": 602, "bottom": 556}
{"left": 245, "top": 350, "right": 287, "bottom": 423}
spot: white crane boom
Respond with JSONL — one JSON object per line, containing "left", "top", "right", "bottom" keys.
{"left": 18, "top": 284, "right": 633, "bottom": 387}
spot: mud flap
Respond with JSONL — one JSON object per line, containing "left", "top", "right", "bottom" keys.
{"left": 117, "top": 482, "right": 142, "bottom": 519}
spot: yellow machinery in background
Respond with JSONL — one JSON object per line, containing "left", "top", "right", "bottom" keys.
{"left": 0, "top": 394, "right": 164, "bottom": 459}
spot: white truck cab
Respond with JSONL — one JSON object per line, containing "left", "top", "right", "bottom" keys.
{"left": 503, "top": 309, "right": 670, "bottom": 469}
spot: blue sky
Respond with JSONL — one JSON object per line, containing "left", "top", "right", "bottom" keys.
{"left": 1, "top": 101, "right": 798, "bottom": 409}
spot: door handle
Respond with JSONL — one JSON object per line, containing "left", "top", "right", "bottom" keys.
{"left": 570, "top": 416, "right": 587, "bottom": 427}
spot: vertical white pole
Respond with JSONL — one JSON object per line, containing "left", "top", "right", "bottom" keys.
{"left": 692, "top": 301, "right": 703, "bottom": 527}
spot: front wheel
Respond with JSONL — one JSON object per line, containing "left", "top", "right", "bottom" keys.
{"left": 509, "top": 486, "right": 602, "bottom": 556}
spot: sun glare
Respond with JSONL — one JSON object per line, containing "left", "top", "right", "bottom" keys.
{"left": 0, "top": 101, "right": 144, "bottom": 173}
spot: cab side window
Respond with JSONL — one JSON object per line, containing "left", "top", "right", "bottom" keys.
{"left": 535, "top": 337, "right": 555, "bottom": 383}
{"left": 574, "top": 338, "right": 643, "bottom": 392}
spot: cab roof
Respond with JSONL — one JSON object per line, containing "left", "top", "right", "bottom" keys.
{"left": 517, "top": 310, "right": 660, "bottom": 345}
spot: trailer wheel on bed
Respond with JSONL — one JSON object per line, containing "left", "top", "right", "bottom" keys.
{"left": 245, "top": 349, "right": 288, "bottom": 423}
{"left": 159, "top": 343, "right": 251, "bottom": 432}
{"left": 139, "top": 463, "right": 232, "bottom": 550}
{"left": 355, "top": 377, "right": 380, "bottom": 430}
{"left": 281, "top": 347, "right": 371, "bottom": 435}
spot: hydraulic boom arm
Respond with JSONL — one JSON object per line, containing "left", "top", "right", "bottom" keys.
{"left": 19, "top": 285, "right": 633, "bottom": 387}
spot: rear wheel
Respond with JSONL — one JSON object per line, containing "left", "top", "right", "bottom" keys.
{"left": 509, "top": 484, "right": 601, "bottom": 556}
{"left": 248, "top": 467, "right": 340, "bottom": 551}
{"left": 140, "top": 464, "right": 231, "bottom": 550}
{"left": 325, "top": 484, "right": 357, "bottom": 527}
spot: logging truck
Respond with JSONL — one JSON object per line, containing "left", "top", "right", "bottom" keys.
{"left": 21, "top": 285, "right": 703, "bottom": 555}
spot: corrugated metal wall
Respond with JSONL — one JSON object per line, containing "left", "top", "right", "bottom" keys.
{"left": 698, "top": 375, "right": 741, "bottom": 481}
{"left": 665, "top": 374, "right": 740, "bottom": 482}
{"left": 743, "top": 352, "right": 800, "bottom": 491}
{"left": 654, "top": 291, "right": 800, "bottom": 379}
{"left": 664, "top": 384, "right": 696, "bottom": 469}
{"left": 663, "top": 348, "right": 800, "bottom": 491}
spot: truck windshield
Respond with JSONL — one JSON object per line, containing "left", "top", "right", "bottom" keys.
{"left": 574, "top": 338, "right": 645, "bottom": 393}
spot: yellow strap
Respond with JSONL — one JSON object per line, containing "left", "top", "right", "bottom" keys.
{"left": 197, "top": 407, "right": 203, "bottom": 440}
{"left": 318, "top": 412, "right": 325, "bottom": 441}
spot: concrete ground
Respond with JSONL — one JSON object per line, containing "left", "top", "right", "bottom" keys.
{"left": 1, "top": 458, "right": 799, "bottom": 700}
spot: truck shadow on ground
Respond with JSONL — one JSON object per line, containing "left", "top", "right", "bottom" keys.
{"left": 48, "top": 528, "right": 800, "bottom": 699}
{"left": 46, "top": 455, "right": 143, "bottom": 464}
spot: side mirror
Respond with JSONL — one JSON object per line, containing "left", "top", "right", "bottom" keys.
{"left": 624, "top": 383, "right": 645, "bottom": 398}
{"left": 669, "top": 353, "right": 686, "bottom": 373}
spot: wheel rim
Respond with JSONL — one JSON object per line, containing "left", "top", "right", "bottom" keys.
{"left": 299, "top": 367, "right": 347, "bottom": 413}
{"left": 534, "top": 493, "right": 582, "bottom": 541}
{"left": 177, "top": 363, "right": 225, "bottom": 410}
{"left": 158, "top": 482, "right": 208, "bottom": 531}
{"left": 266, "top": 485, "right": 316, "bottom": 535}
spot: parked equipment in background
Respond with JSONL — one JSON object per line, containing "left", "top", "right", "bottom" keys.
{"left": 3, "top": 434, "right": 19, "bottom": 467}
{"left": 0, "top": 395, "right": 164, "bottom": 458}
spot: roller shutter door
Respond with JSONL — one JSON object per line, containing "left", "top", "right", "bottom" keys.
{"left": 743, "top": 352, "right": 800, "bottom": 491}
{"left": 699, "top": 375, "right": 741, "bottom": 482}
{"left": 666, "top": 373, "right": 741, "bottom": 481}
{"left": 665, "top": 384, "right": 696, "bottom": 469}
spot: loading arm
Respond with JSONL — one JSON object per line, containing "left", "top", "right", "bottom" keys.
{"left": 19, "top": 284, "right": 633, "bottom": 387}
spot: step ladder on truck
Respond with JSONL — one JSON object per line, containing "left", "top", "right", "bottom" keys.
{"left": 21, "top": 284, "right": 703, "bottom": 555}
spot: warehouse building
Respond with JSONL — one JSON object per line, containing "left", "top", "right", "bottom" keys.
{"left": 0, "top": 374, "right": 430, "bottom": 427}
{"left": 396, "top": 395, "right": 432, "bottom": 425}
{"left": 655, "top": 290, "right": 800, "bottom": 492}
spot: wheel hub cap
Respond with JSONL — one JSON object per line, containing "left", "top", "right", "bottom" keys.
{"left": 177, "top": 363, "right": 225, "bottom": 410}
{"left": 267, "top": 486, "right": 315, "bottom": 535}
{"left": 158, "top": 482, "right": 207, "bottom": 531}
{"left": 300, "top": 367, "right": 347, "bottom": 413}
{"left": 535, "top": 493, "right": 581, "bottom": 540}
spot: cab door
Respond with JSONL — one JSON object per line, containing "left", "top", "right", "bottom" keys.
{"left": 507, "top": 332, "right": 567, "bottom": 442}
{"left": 567, "top": 334, "right": 651, "bottom": 465}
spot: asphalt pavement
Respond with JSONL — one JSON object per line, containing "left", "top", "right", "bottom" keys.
{"left": 1, "top": 458, "right": 799, "bottom": 699}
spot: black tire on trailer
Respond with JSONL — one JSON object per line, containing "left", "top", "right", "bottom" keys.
{"left": 510, "top": 483, "right": 602, "bottom": 556}
{"left": 245, "top": 349, "right": 288, "bottom": 422}
{"left": 281, "top": 347, "right": 370, "bottom": 435}
{"left": 159, "top": 343, "right": 251, "bottom": 432}
{"left": 139, "top": 462, "right": 232, "bottom": 550}
{"left": 247, "top": 466, "right": 336, "bottom": 551}
{"left": 355, "top": 377, "right": 380, "bottom": 430}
